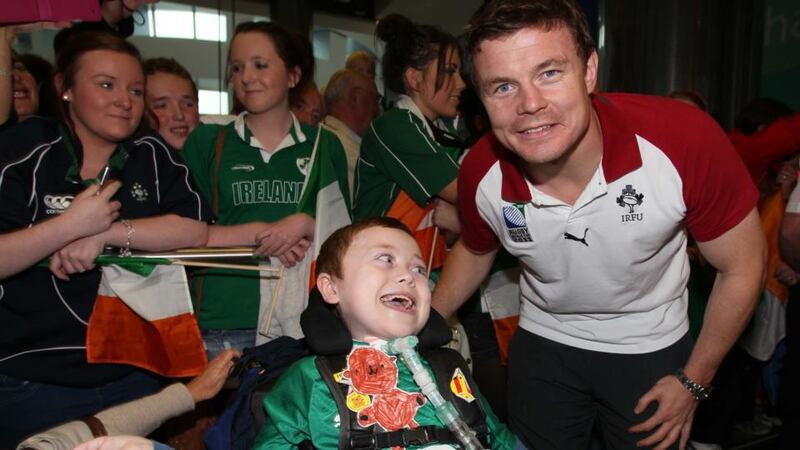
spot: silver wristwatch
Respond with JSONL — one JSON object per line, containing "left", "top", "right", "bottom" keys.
{"left": 675, "top": 368, "right": 713, "bottom": 401}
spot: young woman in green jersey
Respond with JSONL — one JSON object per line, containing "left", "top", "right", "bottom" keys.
{"left": 181, "top": 22, "right": 349, "bottom": 358}
{"left": 352, "top": 14, "right": 466, "bottom": 268}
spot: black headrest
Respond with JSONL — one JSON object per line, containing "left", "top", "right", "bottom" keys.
{"left": 300, "top": 287, "right": 452, "bottom": 355}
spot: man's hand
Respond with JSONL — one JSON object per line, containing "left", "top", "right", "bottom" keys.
{"left": 254, "top": 213, "right": 314, "bottom": 257}
{"left": 775, "top": 262, "right": 799, "bottom": 286}
{"left": 629, "top": 375, "right": 697, "bottom": 450}
{"left": 432, "top": 199, "right": 461, "bottom": 234}
{"left": 49, "top": 233, "right": 107, "bottom": 280}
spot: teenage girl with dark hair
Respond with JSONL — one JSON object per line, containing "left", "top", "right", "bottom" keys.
{"left": 181, "top": 22, "right": 349, "bottom": 358}
{"left": 352, "top": 14, "right": 466, "bottom": 269}
{"left": 0, "top": 31, "right": 209, "bottom": 445}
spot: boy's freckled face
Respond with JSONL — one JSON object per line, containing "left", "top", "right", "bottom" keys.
{"left": 326, "top": 227, "right": 431, "bottom": 342}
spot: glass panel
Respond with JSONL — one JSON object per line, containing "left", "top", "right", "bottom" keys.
{"left": 199, "top": 90, "right": 230, "bottom": 115}
{"left": 195, "top": 9, "right": 228, "bottom": 42}
{"left": 154, "top": 9, "right": 195, "bottom": 39}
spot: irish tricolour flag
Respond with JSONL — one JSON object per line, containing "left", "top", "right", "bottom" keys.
{"left": 87, "top": 264, "right": 207, "bottom": 377}
{"left": 481, "top": 249, "right": 521, "bottom": 364}
{"left": 299, "top": 127, "right": 352, "bottom": 272}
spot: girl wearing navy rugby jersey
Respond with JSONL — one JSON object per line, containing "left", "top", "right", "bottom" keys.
{"left": 0, "top": 31, "right": 209, "bottom": 446}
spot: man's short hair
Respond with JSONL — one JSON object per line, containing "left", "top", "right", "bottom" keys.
{"left": 316, "top": 217, "right": 413, "bottom": 279}
{"left": 466, "top": 0, "right": 595, "bottom": 76}
{"left": 323, "top": 69, "right": 374, "bottom": 108}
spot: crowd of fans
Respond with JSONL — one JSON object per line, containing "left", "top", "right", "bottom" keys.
{"left": 1, "top": 0, "right": 799, "bottom": 449}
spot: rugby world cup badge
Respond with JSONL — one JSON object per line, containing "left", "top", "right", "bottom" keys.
{"left": 502, "top": 203, "right": 533, "bottom": 243}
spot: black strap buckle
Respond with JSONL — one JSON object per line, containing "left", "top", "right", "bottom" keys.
{"left": 349, "top": 430, "right": 377, "bottom": 450}
{"left": 350, "top": 425, "right": 451, "bottom": 449}
{"left": 399, "top": 426, "right": 434, "bottom": 446}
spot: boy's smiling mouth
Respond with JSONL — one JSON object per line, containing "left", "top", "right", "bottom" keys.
{"left": 380, "top": 293, "right": 416, "bottom": 312}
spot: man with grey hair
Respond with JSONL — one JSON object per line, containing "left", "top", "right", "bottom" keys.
{"left": 321, "top": 69, "right": 380, "bottom": 201}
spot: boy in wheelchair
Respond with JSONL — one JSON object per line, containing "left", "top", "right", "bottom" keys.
{"left": 253, "top": 217, "right": 515, "bottom": 449}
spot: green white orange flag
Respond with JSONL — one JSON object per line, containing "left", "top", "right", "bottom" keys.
{"left": 87, "top": 263, "right": 207, "bottom": 377}
{"left": 385, "top": 191, "right": 448, "bottom": 272}
{"left": 480, "top": 249, "right": 521, "bottom": 364}
{"left": 298, "top": 127, "right": 352, "bottom": 265}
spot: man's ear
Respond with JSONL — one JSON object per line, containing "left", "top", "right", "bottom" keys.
{"left": 584, "top": 50, "right": 599, "bottom": 94}
{"left": 403, "top": 66, "right": 423, "bottom": 93}
{"left": 317, "top": 273, "right": 341, "bottom": 305}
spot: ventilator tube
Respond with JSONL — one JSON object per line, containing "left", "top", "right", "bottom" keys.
{"left": 386, "top": 336, "right": 486, "bottom": 450}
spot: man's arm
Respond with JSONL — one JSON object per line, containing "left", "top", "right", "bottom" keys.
{"left": 687, "top": 207, "right": 766, "bottom": 383}
{"left": 431, "top": 238, "right": 498, "bottom": 319}
{"left": 437, "top": 179, "right": 458, "bottom": 204}
{"left": 631, "top": 207, "right": 766, "bottom": 449}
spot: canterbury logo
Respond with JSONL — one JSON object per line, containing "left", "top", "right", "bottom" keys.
{"left": 44, "top": 194, "right": 74, "bottom": 213}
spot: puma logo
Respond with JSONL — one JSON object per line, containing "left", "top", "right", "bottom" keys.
{"left": 564, "top": 228, "right": 589, "bottom": 247}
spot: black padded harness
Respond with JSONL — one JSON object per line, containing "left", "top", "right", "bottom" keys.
{"left": 299, "top": 289, "right": 489, "bottom": 449}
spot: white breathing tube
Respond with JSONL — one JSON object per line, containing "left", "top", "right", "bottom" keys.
{"left": 385, "top": 336, "right": 487, "bottom": 450}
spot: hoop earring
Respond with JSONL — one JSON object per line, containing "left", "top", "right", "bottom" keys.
{"left": 122, "top": 1, "right": 147, "bottom": 26}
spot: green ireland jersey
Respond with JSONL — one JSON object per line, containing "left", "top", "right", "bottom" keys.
{"left": 254, "top": 343, "right": 515, "bottom": 449}
{"left": 181, "top": 114, "right": 348, "bottom": 329}
{"left": 352, "top": 96, "right": 461, "bottom": 220}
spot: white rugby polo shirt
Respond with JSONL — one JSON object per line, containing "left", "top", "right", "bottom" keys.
{"left": 459, "top": 93, "right": 758, "bottom": 354}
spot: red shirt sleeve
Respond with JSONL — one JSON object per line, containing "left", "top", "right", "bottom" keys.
{"left": 458, "top": 135, "right": 501, "bottom": 253}
{"left": 675, "top": 109, "right": 760, "bottom": 241}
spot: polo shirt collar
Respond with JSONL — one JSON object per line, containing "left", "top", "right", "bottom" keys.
{"left": 233, "top": 111, "right": 307, "bottom": 152}
{"left": 59, "top": 124, "right": 131, "bottom": 185}
{"left": 322, "top": 115, "right": 361, "bottom": 144}
{"left": 395, "top": 94, "right": 435, "bottom": 139}
{"left": 593, "top": 93, "right": 642, "bottom": 183}
{"left": 498, "top": 93, "right": 642, "bottom": 203}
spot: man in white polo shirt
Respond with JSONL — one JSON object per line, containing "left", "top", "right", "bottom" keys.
{"left": 431, "top": 1, "right": 767, "bottom": 449}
